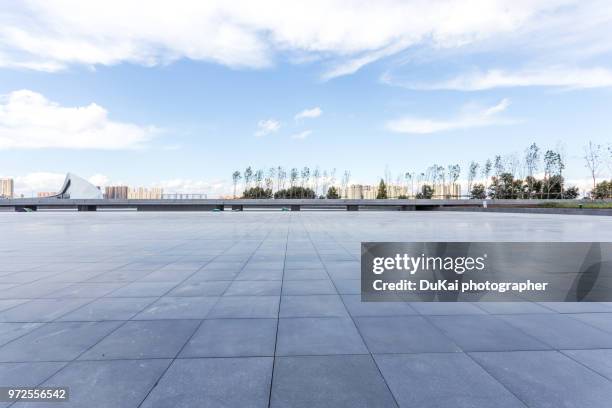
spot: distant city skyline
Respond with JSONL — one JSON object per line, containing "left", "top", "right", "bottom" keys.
{"left": 1, "top": 1, "right": 612, "bottom": 197}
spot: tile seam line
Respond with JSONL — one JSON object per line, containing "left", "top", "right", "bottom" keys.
{"left": 267, "top": 212, "right": 291, "bottom": 408}
{"left": 298, "top": 214, "right": 401, "bottom": 408}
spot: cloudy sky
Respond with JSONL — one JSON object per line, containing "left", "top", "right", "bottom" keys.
{"left": 1, "top": 0, "right": 611, "bottom": 196}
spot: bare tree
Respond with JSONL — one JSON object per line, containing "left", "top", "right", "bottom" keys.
{"left": 290, "top": 168, "right": 298, "bottom": 188}
{"left": 267, "top": 167, "right": 276, "bottom": 194}
{"left": 301, "top": 166, "right": 310, "bottom": 189}
{"left": 482, "top": 159, "right": 492, "bottom": 187}
{"left": 584, "top": 141, "right": 602, "bottom": 190}
{"left": 341, "top": 170, "right": 351, "bottom": 191}
{"left": 313, "top": 167, "right": 321, "bottom": 196}
{"left": 493, "top": 155, "right": 504, "bottom": 177}
{"left": 524, "top": 143, "right": 540, "bottom": 197}
{"left": 244, "top": 166, "right": 253, "bottom": 190}
{"left": 232, "top": 171, "right": 241, "bottom": 198}
{"left": 467, "top": 161, "right": 479, "bottom": 194}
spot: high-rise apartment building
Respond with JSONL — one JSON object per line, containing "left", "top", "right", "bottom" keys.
{"left": 0, "top": 178, "right": 14, "bottom": 199}
{"left": 104, "top": 185, "right": 129, "bottom": 199}
{"left": 432, "top": 183, "right": 461, "bottom": 199}
{"left": 128, "top": 187, "right": 163, "bottom": 199}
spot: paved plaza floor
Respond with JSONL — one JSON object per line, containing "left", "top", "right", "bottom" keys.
{"left": 1, "top": 211, "right": 612, "bottom": 407}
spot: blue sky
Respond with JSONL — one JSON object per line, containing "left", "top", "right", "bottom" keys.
{"left": 1, "top": 1, "right": 611, "bottom": 196}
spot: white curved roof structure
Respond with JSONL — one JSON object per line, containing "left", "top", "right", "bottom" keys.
{"left": 53, "top": 173, "right": 103, "bottom": 199}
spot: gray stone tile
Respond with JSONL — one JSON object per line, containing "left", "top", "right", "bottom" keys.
{"left": 283, "top": 268, "right": 329, "bottom": 280}
{"left": 57, "top": 297, "right": 155, "bottom": 321}
{"left": 133, "top": 296, "right": 218, "bottom": 320}
{"left": 562, "top": 349, "right": 612, "bottom": 381}
{"left": 429, "top": 315, "right": 550, "bottom": 351}
{"left": 140, "top": 357, "right": 273, "bottom": 408}
{"left": 80, "top": 320, "right": 199, "bottom": 359}
{"left": 0, "top": 361, "right": 66, "bottom": 386}
{"left": 0, "top": 321, "right": 121, "bottom": 362}
{"left": 342, "top": 295, "right": 416, "bottom": 316}
{"left": 276, "top": 317, "right": 367, "bottom": 356}
{"left": 137, "top": 269, "right": 194, "bottom": 282}
{"left": 355, "top": 316, "right": 460, "bottom": 353}
{"left": 471, "top": 350, "right": 612, "bottom": 408}
{"left": 0, "top": 298, "right": 25, "bottom": 313}
{"left": 410, "top": 302, "right": 487, "bottom": 315}
{"left": 279, "top": 295, "right": 348, "bottom": 317}
{"left": 569, "top": 313, "right": 612, "bottom": 334}
{"left": 375, "top": 353, "right": 525, "bottom": 408}
{"left": 224, "top": 280, "right": 281, "bottom": 296}
{"left": 167, "top": 281, "right": 230, "bottom": 297}
{"left": 14, "top": 359, "right": 170, "bottom": 408}
{"left": 500, "top": 314, "right": 612, "bottom": 349}
{"left": 42, "top": 283, "right": 125, "bottom": 298}
{"left": 188, "top": 269, "right": 240, "bottom": 281}
{"left": 87, "top": 269, "right": 153, "bottom": 283}
{"left": 0, "top": 322, "right": 43, "bottom": 346}
{"left": 108, "top": 282, "right": 177, "bottom": 297}
{"left": 271, "top": 355, "right": 397, "bottom": 408}
{"left": 208, "top": 296, "right": 279, "bottom": 318}
{"left": 180, "top": 318, "right": 277, "bottom": 357}
{"left": 0, "top": 282, "right": 74, "bottom": 300}
{"left": 333, "top": 279, "right": 361, "bottom": 294}
{"left": 0, "top": 298, "right": 93, "bottom": 322}
{"left": 537, "top": 302, "right": 612, "bottom": 313}
{"left": 235, "top": 269, "right": 283, "bottom": 281}
{"left": 475, "top": 301, "right": 555, "bottom": 314}
{"left": 282, "top": 280, "right": 337, "bottom": 295}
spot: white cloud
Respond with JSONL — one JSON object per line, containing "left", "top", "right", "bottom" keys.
{"left": 88, "top": 174, "right": 110, "bottom": 186}
{"left": 254, "top": 119, "right": 280, "bottom": 137}
{"left": 383, "top": 67, "right": 612, "bottom": 91}
{"left": 13, "top": 172, "right": 65, "bottom": 196}
{"left": 290, "top": 130, "right": 312, "bottom": 140}
{"left": 294, "top": 107, "right": 322, "bottom": 120}
{"left": 0, "top": 90, "right": 156, "bottom": 149}
{"left": 1, "top": 1, "right": 606, "bottom": 79}
{"left": 386, "top": 98, "right": 516, "bottom": 134}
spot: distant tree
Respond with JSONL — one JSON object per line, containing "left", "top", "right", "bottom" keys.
{"left": 290, "top": 168, "right": 298, "bottom": 188}
{"left": 244, "top": 166, "right": 253, "bottom": 190}
{"left": 274, "top": 186, "right": 316, "bottom": 199}
{"left": 312, "top": 167, "right": 321, "bottom": 196}
{"left": 341, "top": 170, "right": 351, "bottom": 191}
{"left": 326, "top": 186, "right": 340, "bottom": 199}
{"left": 416, "top": 184, "right": 433, "bottom": 199}
{"left": 242, "top": 187, "right": 272, "bottom": 199}
{"left": 232, "top": 171, "right": 242, "bottom": 198}
{"left": 564, "top": 186, "right": 580, "bottom": 199}
{"left": 467, "top": 161, "right": 479, "bottom": 194}
{"left": 592, "top": 180, "right": 612, "bottom": 199}
{"left": 584, "top": 141, "right": 602, "bottom": 190}
{"left": 276, "top": 166, "right": 285, "bottom": 191}
{"left": 404, "top": 172, "right": 414, "bottom": 197}
{"left": 301, "top": 166, "right": 310, "bottom": 189}
{"left": 482, "top": 159, "right": 492, "bottom": 187}
{"left": 524, "top": 143, "right": 540, "bottom": 197}
{"left": 376, "top": 179, "right": 388, "bottom": 199}
{"left": 493, "top": 155, "right": 504, "bottom": 178}
{"left": 488, "top": 173, "right": 525, "bottom": 199}
{"left": 267, "top": 167, "right": 276, "bottom": 193}
{"left": 470, "top": 184, "right": 486, "bottom": 199}
{"left": 524, "top": 176, "right": 543, "bottom": 199}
